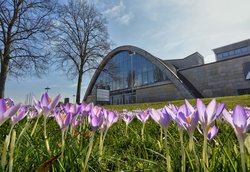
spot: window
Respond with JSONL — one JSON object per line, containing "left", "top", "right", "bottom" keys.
{"left": 243, "top": 62, "right": 250, "bottom": 80}
{"left": 222, "top": 52, "right": 229, "bottom": 57}
{"left": 238, "top": 88, "right": 250, "bottom": 95}
{"left": 235, "top": 48, "right": 241, "bottom": 55}
{"left": 229, "top": 50, "right": 234, "bottom": 56}
{"left": 143, "top": 71, "right": 148, "bottom": 84}
{"left": 217, "top": 53, "right": 223, "bottom": 59}
{"left": 241, "top": 47, "right": 248, "bottom": 53}
{"left": 148, "top": 71, "right": 154, "bottom": 84}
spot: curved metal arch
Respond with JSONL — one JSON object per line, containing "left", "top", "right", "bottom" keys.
{"left": 83, "top": 45, "right": 194, "bottom": 101}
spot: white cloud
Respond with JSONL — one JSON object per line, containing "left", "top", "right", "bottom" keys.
{"left": 118, "top": 12, "right": 134, "bottom": 25}
{"left": 204, "top": 54, "right": 216, "bottom": 64}
{"left": 69, "top": 83, "right": 77, "bottom": 88}
{"left": 103, "top": 1, "right": 125, "bottom": 18}
{"left": 102, "top": 0, "right": 134, "bottom": 25}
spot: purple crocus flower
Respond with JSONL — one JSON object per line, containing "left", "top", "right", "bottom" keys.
{"left": 71, "top": 102, "right": 93, "bottom": 127}
{"left": 33, "top": 92, "right": 61, "bottom": 117}
{"left": 137, "top": 110, "right": 150, "bottom": 123}
{"left": 0, "top": 99, "right": 21, "bottom": 126}
{"left": 64, "top": 103, "right": 81, "bottom": 117}
{"left": 103, "top": 109, "right": 119, "bottom": 129}
{"left": 122, "top": 110, "right": 135, "bottom": 126}
{"left": 223, "top": 105, "right": 249, "bottom": 172}
{"left": 80, "top": 102, "right": 93, "bottom": 115}
{"left": 223, "top": 105, "right": 250, "bottom": 138}
{"left": 27, "top": 106, "right": 38, "bottom": 120}
{"left": 11, "top": 105, "right": 28, "bottom": 125}
{"left": 88, "top": 106, "right": 103, "bottom": 132}
{"left": 164, "top": 104, "right": 189, "bottom": 129}
{"left": 150, "top": 107, "right": 172, "bottom": 129}
{"left": 54, "top": 108, "right": 72, "bottom": 130}
{"left": 197, "top": 98, "right": 225, "bottom": 129}
{"left": 182, "top": 100, "right": 199, "bottom": 135}
{"left": 207, "top": 126, "right": 219, "bottom": 141}
{"left": 196, "top": 99, "right": 224, "bottom": 170}
{"left": 5, "top": 98, "right": 14, "bottom": 108}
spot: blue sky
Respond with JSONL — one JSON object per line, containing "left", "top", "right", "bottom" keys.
{"left": 6, "top": 0, "right": 250, "bottom": 103}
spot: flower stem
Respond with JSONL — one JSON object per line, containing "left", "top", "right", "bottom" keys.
{"left": 99, "top": 130, "right": 104, "bottom": 161}
{"left": 125, "top": 124, "right": 128, "bottom": 137}
{"left": 202, "top": 127, "right": 208, "bottom": 172}
{"left": 9, "top": 129, "right": 16, "bottom": 172}
{"left": 44, "top": 117, "right": 51, "bottom": 155}
{"left": 164, "top": 128, "right": 172, "bottom": 172}
{"left": 160, "top": 127, "right": 163, "bottom": 145}
{"left": 238, "top": 136, "right": 246, "bottom": 172}
{"left": 1, "top": 125, "right": 14, "bottom": 170}
{"left": 31, "top": 114, "right": 41, "bottom": 137}
{"left": 82, "top": 131, "right": 95, "bottom": 172}
{"left": 16, "top": 120, "right": 30, "bottom": 144}
{"left": 61, "top": 129, "right": 66, "bottom": 164}
{"left": 78, "top": 123, "right": 82, "bottom": 143}
{"left": 141, "top": 123, "right": 145, "bottom": 141}
{"left": 179, "top": 128, "right": 186, "bottom": 172}
{"left": 189, "top": 133, "right": 199, "bottom": 169}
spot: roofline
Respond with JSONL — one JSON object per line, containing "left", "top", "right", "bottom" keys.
{"left": 212, "top": 38, "right": 250, "bottom": 52}
{"left": 178, "top": 53, "right": 250, "bottom": 71}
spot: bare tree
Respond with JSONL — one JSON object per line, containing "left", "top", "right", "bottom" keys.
{"left": 0, "top": 0, "right": 57, "bottom": 98}
{"left": 54, "top": 0, "right": 111, "bottom": 103}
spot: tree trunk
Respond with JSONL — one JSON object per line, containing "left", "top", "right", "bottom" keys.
{"left": 76, "top": 71, "right": 83, "bottom": 104}
{"left": 0, "top": 59, "right": 9, "bottom": 98}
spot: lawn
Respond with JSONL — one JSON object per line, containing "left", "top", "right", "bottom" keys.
{"left": 0, "top": 94, "right": 250, "bottom": 171}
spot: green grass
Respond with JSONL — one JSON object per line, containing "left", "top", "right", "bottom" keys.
{"left": 104, "top": 94, "right": 250, "bottom": 111}
{"left": 0, "top": 94, "right": 249, "bottom": 171}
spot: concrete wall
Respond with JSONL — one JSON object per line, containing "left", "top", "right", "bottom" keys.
{"left": 136, "top": 83, "right": 183, "bottom": 103}
{"left": 179, "top": 55, "right": 250, "bottom": 97}
{"left": 165, "top": 52, "right": 204, "bottom": 69}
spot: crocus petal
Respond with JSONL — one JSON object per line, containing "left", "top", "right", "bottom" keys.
{"left": 11, "top": 109, "right": 27, "bottom": 125}
{"left": 206, "top": 99, "right": 217, "bottom": 124}
{"left": 178, "top": 105, "right": 188, "bottom": 123}
{"left": 85, "top": 103, "right": 93, "bottom": 112}
{"left": 150, "top": 108, "right": 161, "bottom": 124}
{"left": 212, "top": 103, "right": 225, "bottom": 122}
{"left": 207, "top": 126, "right": 219, "bottom": 141}
{"left": 0, "top": 99, "right": 7, "bottom": 114}
{"left": 92, "top": 106, "right": 100, "bottom": 115}
{"left": 91, "top": 116, "right": 99, "bottom": 127}
{"left": 165, "top": 106, "right": 177, "bottom": 120}
{"left": 41, "top": 93, "right": 50, "bottom": 107}
{"left": 54, "top": 113, "right": 63, "bottom": 128}
{"left": 33, "top": 96, "right": 39, "bottom": 107}
{"left": 190, "top": 110, "right": 199, "bottom": 128}
{"left": 64, "top": 113, "right": 72, "bottom": 128}
{"left": 0, "top": 104, "right": 21, "bottom": 126}
{"left": 233, "top": 105, "right": 247, "bottom": 129}
{"left": 49, "top": 94, "right": 61, "bottom": 110}
{"left": 197, "top": 99, "right": 206, "bottom": 124}
{"left": 185, "top": 99, "right": 195, "bottom": 112}
{"left": 222, "top": 109, "right": 233, "bottom": 127}
{"left": 107, "top": 111, "right": 115, "bottom": 123}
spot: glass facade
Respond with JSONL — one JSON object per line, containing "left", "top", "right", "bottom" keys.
{"left": 91, "top": 51, "right": 169, "bottom": 104}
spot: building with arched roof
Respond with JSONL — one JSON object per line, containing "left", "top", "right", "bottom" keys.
{"left": 84, "top": 39, "right": 250, "bottom": 105}
{"left": 83, "top": 45, "right": 204, "bottom": 104}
